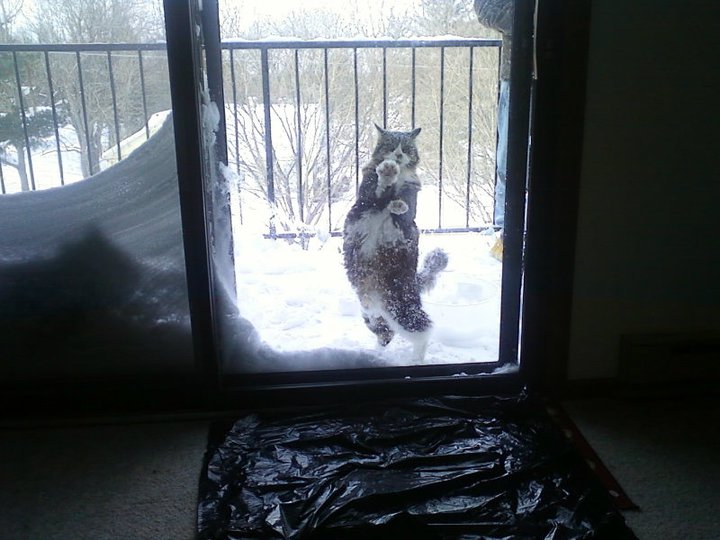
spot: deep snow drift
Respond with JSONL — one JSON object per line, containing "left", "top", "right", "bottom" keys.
{"left": 0, "top": 113, "right": 502, "bottom": 379}
{"left": 0, "top": 115, "right": 195, "bottom": 380}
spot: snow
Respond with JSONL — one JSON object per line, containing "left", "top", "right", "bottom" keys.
{"left": 0, "top": 114, "right": 195, "bottom": 379}
{"left": 226, "top": 147, "right": 503, "bottom": 370}
{"left": 224, "top": 36, "right": 307, "bottom": 43}
{"left": 1, "top": 112, "right": 505, "bottom": 377}
{"left": 102, "top": 111, "right": 170, "bottom": 167}
{"left": 230, "top": 223, "right": 502, "bottom": 368}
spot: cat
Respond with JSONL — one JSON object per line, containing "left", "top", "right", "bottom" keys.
{"left": 343, "top": 124, "right": 448, "bottom": 361}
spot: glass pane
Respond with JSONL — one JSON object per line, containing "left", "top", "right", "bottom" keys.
{"left": 0, "top": 3, "right": 194, "bottom": 381}
{"left": 210, "top": 0, "right": 523, "bottom": 374}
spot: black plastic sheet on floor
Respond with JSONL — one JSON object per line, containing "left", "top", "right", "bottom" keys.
{"left": 197, "top": 394, "right": 636, "bottom": 539}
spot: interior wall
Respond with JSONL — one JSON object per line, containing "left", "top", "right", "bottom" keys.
{"left": 568, "top": 0, "right": 720, "bottom": 380}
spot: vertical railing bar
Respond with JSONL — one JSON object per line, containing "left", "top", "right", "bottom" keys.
{"left": 382, "top": 47, "right": 387, "bottom": 128}
{"left": 44, "top": 50, "right": 66, "bottom": 186}
{"left": 229, "top": 49, "right": 240, "bottom": 174}
{"left": 260, "top": 48, "right": 276, "bottom": 237}
{"left": 137, "top": 50, "right": 150, "bottom": 140}
{"left": 76, "top": 51, "right": 94, "bottom": 176}
{"left": 12, "top": 51, "right": 36, "bottom": 190}
{"left": 228, "top": 48, "right": 243, "bottom": 225}
{"left": 107, "top": 50, "right": 122, "bottom": 162}
{"left": 324, "top": 47, "right": 332, "bottom": 232}
{"left": 354, "top": 47, "right": 359, "bottom": 194}
{"left": 411, "top": 47, "right": 416, "bottom": 129}
{"left": 465, "top": 46, "right": 475, "bottom": 229}
{"left": 294, "top": 48, "right": 304, "bottom": 224}
{"left": 0, "top": 159, "right": 6, "bottom": 193}
{"left": 437, "top": 46, "right": 445, "bottom": 229}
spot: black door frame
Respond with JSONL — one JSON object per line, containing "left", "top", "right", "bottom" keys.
{"left": 0, "top": 0, "right": 590, "bottom": 417}
{"left": 162, "top": 0, "right": 591, "bottom": 409}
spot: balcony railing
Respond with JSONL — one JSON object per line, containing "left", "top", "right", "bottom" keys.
{"left": 0, "top": 38, "right": 501, "bottom": 235}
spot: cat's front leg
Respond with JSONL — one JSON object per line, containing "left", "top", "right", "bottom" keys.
{"left": 375, "top": 159, "right": 400, "bottom": 197}
{"left": 388, "top": 199, "right": 409, "bottom": 215}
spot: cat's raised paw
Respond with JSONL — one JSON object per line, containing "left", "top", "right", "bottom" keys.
{"left": 375, "top": 160, "right": 400, "bottom": 197}
{"left": 376, "top": 159, "right": 400, "bottom": 179}
{"left": 388, "top": 199, "right": 409, "bottom": 215}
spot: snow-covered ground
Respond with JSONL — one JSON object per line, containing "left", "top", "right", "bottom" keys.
{"left": 231, "top": 218, "right": 502, "bottom": 367}
{"left": 2, "top": 115, "right": 504, "bottom": 369}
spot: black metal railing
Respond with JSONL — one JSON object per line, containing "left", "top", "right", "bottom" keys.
{"left": 0, "top": 38, "right": 501, "bottom": 235}
{"left": 0, "top": 43, "right": 170, "bottom": 190}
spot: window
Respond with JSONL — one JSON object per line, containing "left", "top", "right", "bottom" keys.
{"left": 0, "top": 0, "right": 535, "bottom": 402}
{"left": 0, "top": 9, "right": 194, "bottom": 382}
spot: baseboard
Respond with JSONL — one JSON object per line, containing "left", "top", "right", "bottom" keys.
{"left": 619, "top": 331, "right": 720, "bottom": 385}
{"left": 0, "top": 373, "right": 209, "bottom": 420}
{"left": 560, "top": 377, "right": 720, "bottom": 400}
{"left": 558, "top": 378, "right": 620, "bottom": 399}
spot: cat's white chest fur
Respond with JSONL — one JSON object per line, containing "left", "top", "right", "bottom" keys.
{"left": 346, "top": 208, "right": 405, "bottom": 258}
{"left": 346, "top": 166, "right": 418, "bottom": 258}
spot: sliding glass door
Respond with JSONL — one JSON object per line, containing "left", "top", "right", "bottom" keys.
{"left": 163, "top": 0, "right": 535, "bottom": 398}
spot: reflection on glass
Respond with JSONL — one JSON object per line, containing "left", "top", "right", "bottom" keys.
{"left": 0, "top": 9, "right": 193, "bottom": 381}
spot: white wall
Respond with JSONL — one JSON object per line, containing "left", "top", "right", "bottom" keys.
{"left": 568, "top": 0, "right": 720, "bottom": 379}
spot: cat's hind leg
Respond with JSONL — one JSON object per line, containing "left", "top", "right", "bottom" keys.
{"left": 384, "top": 290, "right": 433, "bottom": 362}
{"left": 408, "top": 331, "right": 431, "bottom": 362}
{"left": 362, "top": 313, "right": 395, "bottom": 347}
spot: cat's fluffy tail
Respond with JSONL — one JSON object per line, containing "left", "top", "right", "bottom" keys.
{"left": 417, "top": 248, "right": 449, "bottom": 293}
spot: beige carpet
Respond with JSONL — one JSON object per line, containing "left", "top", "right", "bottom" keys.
{"left": 0, "top": 419, "right": 208, "bottom": 540}
{"left": 565, "top": 396, "right": 720, "bottom": 540}
{"left": 0, "top": 396, "right": 717, "bottom": 539}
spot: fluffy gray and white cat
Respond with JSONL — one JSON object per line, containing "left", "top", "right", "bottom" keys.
{"left": 343, "top": 124, "right": 448, "bottom": 361}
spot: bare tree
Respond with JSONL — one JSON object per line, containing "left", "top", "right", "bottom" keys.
{"left": 226, "top": 47, "right": 366, "bottom": 234}
{"left": 411, "top": 45, "right": 499, "bottom": 226}
{"left": 222, "top": 10, "right": 382, "bottom": 234}
{"left": 29, "top": 0, "right": 167, "bottom": 177}
{"left": 0, "top": 0, "right": 65, "bottom": 192}
{"left": 409, "top": 0, "right": 500, "bottom": 226}
{"left": 0, "top": 0, "right": 22, "bottom": 40}
{"left": 219, "top": 1, "right": 501, "bottom": 232}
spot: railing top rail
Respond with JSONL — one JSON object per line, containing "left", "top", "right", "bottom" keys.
{"left": 0, "top": 37, "right": 500, "bottom": 54}
{"left": 0, "top": 42, "right": 168, "bottom": 52}
{"left": 221, "top": 37, "right": 501, "bottom": 50}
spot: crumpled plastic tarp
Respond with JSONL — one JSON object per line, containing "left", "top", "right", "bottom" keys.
{"left": 197, "top": 393, "right": 636, "bottom": 539}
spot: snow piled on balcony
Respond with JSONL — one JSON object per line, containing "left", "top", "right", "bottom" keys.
{"left": 0, "top": 112, "right": 503, "bottom": 376}
{"left": 230, "top": 224, "right": 502, "bottom": 368}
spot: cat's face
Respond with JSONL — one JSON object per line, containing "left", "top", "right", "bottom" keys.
{"left": 372, "top": 124, "right": 421, "bottom": 169}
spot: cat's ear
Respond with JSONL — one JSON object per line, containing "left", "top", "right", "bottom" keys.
{"left": 374, "top": 123, "right": 385, "bottom": 135}
{"left": 410, "top": 127, "right": 422, "bottom": 138}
